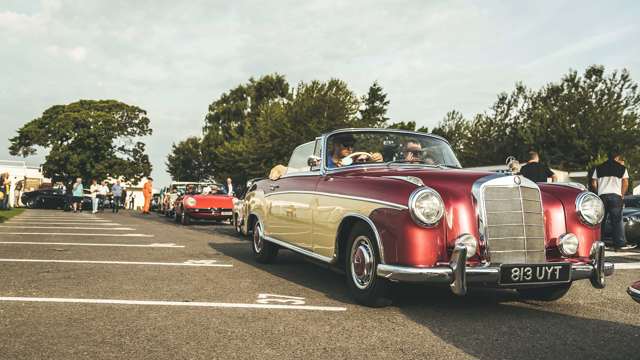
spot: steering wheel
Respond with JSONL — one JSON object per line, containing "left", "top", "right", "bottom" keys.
{"left": 341, "top": 152, "right": 373, "bottom": 166}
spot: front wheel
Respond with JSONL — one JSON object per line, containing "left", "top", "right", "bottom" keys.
{"left": 345, "top": 223, "right": 391, "bottom": 307}
{"left": 517, "top": 283, "right": 571, "bottom": 301}
{"left": 251, "top": 222, "right": 278, "bottom": 263}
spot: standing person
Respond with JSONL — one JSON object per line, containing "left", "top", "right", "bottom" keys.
{"left": 13, "top": 176, "right": 23, "bottom": 208}
{"left": 98, "top": 181, "right": 109, "bottom": 212}
{"left": 0, "top": 173, "right": 8, "bottom": 210}
{"left": 72, "top": 178, "right": 84, "bottom": 213}
{"left": 89, "top": 179, "right": 99, "bottom": 214}
{"left": 591, "top": 150, "right": 637, "bottom": 251}
{"left": 111, "top": 180, "right": 123, "bottom": 214}
{"left": 142, "top": 177, "right": 153, "bottom": 214}
{"left": 225, "top": 177, "right": 234, "bottom": 196}
{"left": 519, "top": 151, "right": 558, "bottom": 183}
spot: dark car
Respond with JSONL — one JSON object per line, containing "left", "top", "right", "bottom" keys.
{"left": 603, "top": 195, "right": 640, "bottom": 245}
{"left": 21, "top": 188, "right": 68, "bottom": 209}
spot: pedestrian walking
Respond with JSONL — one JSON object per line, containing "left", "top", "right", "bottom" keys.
{"left": 519, "top": 151, "right": 558, "bottom": 183}
{"left": 591, "top": 150, "right": 637, "bottom": 251}
{"left": 72, "top": 177, "right": 84, "bottom": 213}
{"left": 111, "top": 180, "right": 123, "bottom": 214}
{"left": 89, "top": 179, "right": 99, "bottom": 214}
{"left": 142, "top": 177, "right": 153, "bottom": 214}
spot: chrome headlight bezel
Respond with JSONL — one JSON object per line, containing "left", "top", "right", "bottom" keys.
{"left": 576, "top": 192, "right": 605, "bottom": 226}
{"left": 185, "top": 197, "right": 197, "bottom": 207}
{"left": 408, "top": 187, "right": 445, "bottom": 227}
{"left": 558, "top": 233, "right": 580, "bottom": 257}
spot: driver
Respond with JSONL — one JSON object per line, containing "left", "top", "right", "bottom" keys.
{"left": 328, "top": 133, "right": 382, "bottom": 168}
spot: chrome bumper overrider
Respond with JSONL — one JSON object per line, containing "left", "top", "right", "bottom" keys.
{"left": 376, "top": 241, "right": 614, "bottom": 296}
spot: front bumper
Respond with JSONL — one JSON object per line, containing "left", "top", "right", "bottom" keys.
{"left": 377, "top": 241, "right": 614, "bottom": 296}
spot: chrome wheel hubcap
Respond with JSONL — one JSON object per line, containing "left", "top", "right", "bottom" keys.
{"left": 253, "top": 225, "right": 264, "bottom": 253}
{"left": 351, "top": 236, "right": 374, "bottom": 290}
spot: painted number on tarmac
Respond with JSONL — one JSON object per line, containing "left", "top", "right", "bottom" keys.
{"left": 256, "top": 293, "right": 306, "bottom": 305}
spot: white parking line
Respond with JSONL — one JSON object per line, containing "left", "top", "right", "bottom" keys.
{"left": 13, "top": 219, "right": 111, "bottom": 222}
{"left": 6, "top": 222, "right": 121, "bottom": 226}
{"left": 0, "top": 242, "right": 182, "bottom": 248}
{"left": 613, "top": 262, "right": 640, "bottom": 270}
{"left": 0, "top": 226, "right": 135, "bottom": 230}
{"left": 606, "top": 251, "right": 640, "bottom": 257}
{"left": 0, "top": 259, "right": 232, "bottom": 267}
{"left": 0, "top": 232, "right": 153, "bottom": 237}
{"left": 0, "top": 296, "right": 347, "bottom": 312}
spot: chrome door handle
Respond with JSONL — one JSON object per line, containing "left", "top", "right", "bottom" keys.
{"left": 270, "top": 185, "right": 280, "bottom": 191}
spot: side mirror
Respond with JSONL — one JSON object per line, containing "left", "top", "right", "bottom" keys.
{"left": 307, "top": 155, "right": 321, "bottom": 169}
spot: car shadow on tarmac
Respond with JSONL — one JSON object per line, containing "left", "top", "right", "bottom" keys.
{"left": 397, "top": 288, "right": 639, "bottom": 359}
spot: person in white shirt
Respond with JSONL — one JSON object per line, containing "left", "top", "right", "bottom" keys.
{"left": 89, "top": 179, "right": 100, "bottom": 214}
{"left": 225, "top": 177, "right": 234, "bottom": 197}
{"left": 98, "top": 181, "right": 109, "bottom": 212}
{"left": 591, "top": 150, "right": 636, "bottom": 250}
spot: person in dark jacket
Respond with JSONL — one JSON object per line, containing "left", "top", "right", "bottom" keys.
{"left": 591, "top": 150, "right": 637, "bottom": 251}
{"left": 519, "top": 151, "right": 558, "bottom": 183}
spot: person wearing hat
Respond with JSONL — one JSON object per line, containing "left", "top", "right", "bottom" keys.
{"left": 327, "top": 133, "right": 382, "bottom": 168}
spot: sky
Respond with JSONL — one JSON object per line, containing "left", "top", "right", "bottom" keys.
{"left": 1, "top": 0, "right": 639, "bottom": 186}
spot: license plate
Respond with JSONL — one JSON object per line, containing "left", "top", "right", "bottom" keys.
{"left": 222, "top": 211, "right": 232, "bottom": 215}
{"left": 499, "top": 263, "right": 571, "bottom": 285}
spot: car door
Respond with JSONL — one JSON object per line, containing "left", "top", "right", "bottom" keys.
{"left": 265, "top": 140, "right": 321, "bottom": 250}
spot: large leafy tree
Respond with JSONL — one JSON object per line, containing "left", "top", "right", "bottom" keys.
{"left": 9, "top": 100, "right": 152, "bottom": 184}
{"left": 165, "top": 137, "right": 212, "bottom": 181}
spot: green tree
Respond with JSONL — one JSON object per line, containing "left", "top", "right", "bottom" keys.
{"left": 9, "top": 99, "right": 152, "bottom": 184}
{"left": 165, "top": 137, "right": 213, "bottom": 181}
{"left": 359, "top": 81, "right": 390, "bottom": 127}
{"left": 431, "top": 110, "right": 473, "bottom": 165}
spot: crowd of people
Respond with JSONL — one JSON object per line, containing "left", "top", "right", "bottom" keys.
{"left": 0, "top": 173, "right": 26, "bottom": 211}
{"left": 66, "top": 177, "right": 154, "bottom": 214}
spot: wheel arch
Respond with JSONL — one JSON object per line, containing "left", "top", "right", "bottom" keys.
{"left": 334, "top": 213, "right": 386, "bottom": 267}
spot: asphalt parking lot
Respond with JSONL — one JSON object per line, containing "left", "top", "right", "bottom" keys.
{"left": 1, "top": 209, "right": 639, "bottom": 359}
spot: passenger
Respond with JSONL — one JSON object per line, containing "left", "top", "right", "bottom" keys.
{"left": 402, "top": 139, "right": 434, "bottom": 164}
{"left": 327, "top": 133, "right": 382, "bottom": 168}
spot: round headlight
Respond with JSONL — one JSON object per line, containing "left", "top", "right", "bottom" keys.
{"left": 185, "top": 197, "right": 197, "bottom": 207}
{"left": 409, "top": 187, "right": 445, "bottom": 227}
{"left": 558, "top": 233, "right": 579, "bottom": 256}
{"left": 576, "top": 192, "right": 604, "bottom": 226}
{"left": 455, "top": 234, "right": 477, "bottom": 259}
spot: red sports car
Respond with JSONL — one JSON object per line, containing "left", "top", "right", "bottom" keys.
{"left": 244, "top": 128, "right": 614, "bottom": 306}
{"left": 174, "top": 184, "right": 235, "bottom": 225}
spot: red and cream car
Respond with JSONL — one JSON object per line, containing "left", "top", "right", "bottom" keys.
{"left": 243, "top": 128, "right": 614, "bottom": 306}
{"left": 174, "top": 184, "right": 234, "bottom": 225}
{"left": 629, "top": 281, "right": 640, "bottom": 304}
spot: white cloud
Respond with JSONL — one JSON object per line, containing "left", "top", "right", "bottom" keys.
{"left": 45, "top": 45, "right": 87, "bottom": 62}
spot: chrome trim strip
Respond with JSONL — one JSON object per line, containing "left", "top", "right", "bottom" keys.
{"left": 336, "top": 213, "right": 386, "bottom": 264}
{"left": 263, "top": 190, "right": 408, "bottom": 210}
{"left": 383, "top": 176, "right": 424, "bottom": 187}
{"left": 262, "top": 234, "right": 334, "bottom": 264}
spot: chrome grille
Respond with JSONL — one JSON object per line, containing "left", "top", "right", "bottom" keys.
{"left": 481, "top": 180, "right": 546, "bottom": 264}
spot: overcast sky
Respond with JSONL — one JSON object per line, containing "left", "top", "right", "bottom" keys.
{"left": 1, "top": 0, "right": 639, "bottom": 185}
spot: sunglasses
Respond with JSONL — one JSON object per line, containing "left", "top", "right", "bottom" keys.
{"left": 341, "top": 143, "right": 354, "bottom": 148}
{"left": 406, "top": 150, "right": 422, "bottom": 156}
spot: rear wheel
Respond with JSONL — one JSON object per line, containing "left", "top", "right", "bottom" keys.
{"left": 252, "top": 222, "right": 278, "bottom": 263}
{"left": 345, "top": 223, "right": 391, "bottom": 307}
{"left": 181, "top": 211, "right": 191, "bottom": 225}
{"left": 517, "top": 283, "right": 571, "bottom": 301}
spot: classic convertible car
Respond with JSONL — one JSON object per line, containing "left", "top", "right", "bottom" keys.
{"left": 242, "top": 128, "right": 614, "bottom": 306}
{"left": 173, "top": 183, "right": 234, "bottom": 225}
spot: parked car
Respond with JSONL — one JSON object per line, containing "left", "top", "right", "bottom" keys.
{"left": 233, "top": 178, "right": 262, "bottom": 236}
{"left": 173, "top": 183, "right": 235, "bottom": 225}
{"left": 602, "top": 195, "right": 640, "bottom": 245}
{"left": 628, "top": 281, "right": 640, "bottom": 304}
{"left": 162, "top": 182, "right": 206, "bottom": 217}
{"left": 242, "top": 128, "right": 614, "bottom": 307}
{"left": 21, "top": 188, "right": 68, "bottom": 209}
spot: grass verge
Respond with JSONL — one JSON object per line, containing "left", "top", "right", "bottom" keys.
{"left": 0, "top": 208, "right": 25, "bottom": 223}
